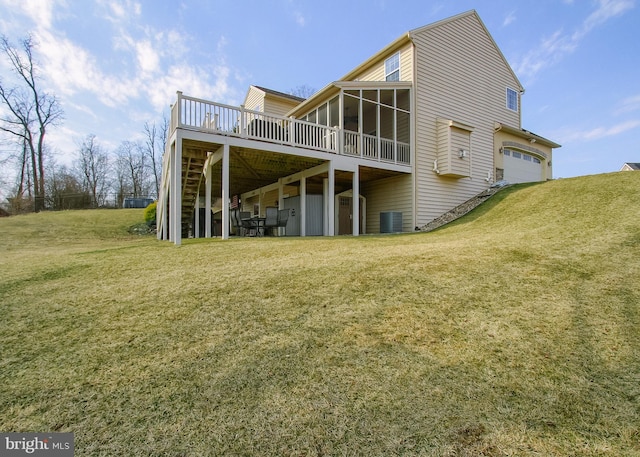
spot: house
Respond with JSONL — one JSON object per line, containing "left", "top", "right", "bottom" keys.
{"left": 157, "top": 10, "right": 560, "bottom": 244}
{"left": 620, "top": 163, "right": 640, "bottom": 171}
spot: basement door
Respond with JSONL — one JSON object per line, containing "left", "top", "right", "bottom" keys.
{"left": 338, "top": 196, "right": 364, "bottom": 235}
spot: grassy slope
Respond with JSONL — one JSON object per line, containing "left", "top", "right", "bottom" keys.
{"left": 0, "top": 173, "right": 639, "bottom": 456}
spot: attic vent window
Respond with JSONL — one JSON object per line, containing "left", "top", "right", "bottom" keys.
{"left": 506, "top": 87, "right": 519, "bottom": 112}
{"left": 385, "top": 52, "right": 400, "bottom": 81}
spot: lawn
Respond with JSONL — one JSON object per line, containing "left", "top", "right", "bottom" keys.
{"left": 1, "top": 172, "right": 639, "bottom": 456}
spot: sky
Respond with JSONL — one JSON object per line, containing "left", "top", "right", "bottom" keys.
{"left": 0, "top": 0, "right": 638, "bottom": 188}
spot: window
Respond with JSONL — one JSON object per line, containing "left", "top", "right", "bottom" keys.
{"left": 512, "top": 151, "right": 521, "bottom": 159}
{"left": 503, "top": 149, "right": 510, "bottom": 156}
{"left": 533, "top": 157, "right": 541, "bottom": 164}
{"left": 506, "top": 87, "right": 518, "bottom": 112}
{"left": 385, "top": 53, "right": 400, "bottom": 81}
{"left": 523, "top": 154, "right": 532, "bottom": 162}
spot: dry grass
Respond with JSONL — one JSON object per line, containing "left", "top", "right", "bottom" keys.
{"left": 1, "top": 172, "right": 639, "bottom": 456}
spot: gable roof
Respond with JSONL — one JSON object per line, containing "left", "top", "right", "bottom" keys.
{"left": 621, "top": 162, "right": 640, "bottom": 170}
{"left": 408, "top": 10, "right": 524, "bottom": 92}
{"left": 252, "top": 85, "right": 306, "bottom": 103}
{"left": 287, "top": 10, "right": 524, "bottom": 117}
{"left": 339, "top": 10, "right": 523, "bottom": 92}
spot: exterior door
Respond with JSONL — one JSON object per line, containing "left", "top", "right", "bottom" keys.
{"left": 337, "top": 196, "right": 364, "bottom": 235}
{"left": 338, "top": 197, "right": 351, "bottom": 235}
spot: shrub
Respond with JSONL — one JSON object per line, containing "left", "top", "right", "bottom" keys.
{"left": 144, "top": 201, "right": 157, "bottom": 225}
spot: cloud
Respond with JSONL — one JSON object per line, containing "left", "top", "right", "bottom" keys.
{"left": 514, "top": 0, "right": 634, "bottom": 81}
{"left": 4, "top": 0, "right": 237, "bottom": 114}
{"left": 99, "top": 0, "right": 142, "bottom": 23}
{"left": 557, "top": 119, "right": 640, "bottom": 143}
{"left": 503, "top": 11, "right": 516, "bottom": 27}
{"left": 576, "top": 0, "right": 634, "bottom": 39}
{"left": 293, "top": 11, "right": 306, "bottom": 26}
{"left": 0, "top": 0, "right": 59, "bottom": 30}
{"left": 616, "top": 94, "right": 640, "bottom": 114}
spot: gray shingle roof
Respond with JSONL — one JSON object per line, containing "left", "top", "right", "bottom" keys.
{"left": 253, "top": 86, "right": 305, "bottom": 102}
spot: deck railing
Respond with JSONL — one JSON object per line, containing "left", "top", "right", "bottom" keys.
{"left": 343, "top": 130, "right": 410, "bottom": 164}
{"left": 171, "top": 92, "right": 410, "bottom": 165}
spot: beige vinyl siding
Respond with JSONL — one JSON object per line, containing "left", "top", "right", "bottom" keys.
{"left": 362, "top": 174, "right": 413, "bottom": 233}
{"left": 264, "top": 97, "right": 300, "bottom": 117}
{"left": 244, "top": 87, "right": 265, "bottom": 112}
{"left": 411, "top": 13, "right": 521, "bottom": 224}
{"left": 243, "top": 87, "right": 300, "bottom": 116}
{"left": 349, "top": 43, "right": 414, "bottom": 82}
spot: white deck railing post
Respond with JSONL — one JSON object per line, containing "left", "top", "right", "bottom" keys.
{"left": 289, "top": 117, "right": 295, "bottom": 146}
{"left": 176, "top": 91, "right": 183, "bottom": 129}
{"left": 240, "top": 105, "right": 247, "bottom": 138}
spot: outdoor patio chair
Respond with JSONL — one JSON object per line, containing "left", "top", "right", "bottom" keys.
{"left": 239, "top": 211, "right": 255, "bottom": 236}
{"left": 229, "top": 209, "right": 241, "bottom": 236}
{"left": 264, "top": 206, "right": 278, "bottom": 236}
{"left": 276, "top": 209, "right": 290, "bottom": 234}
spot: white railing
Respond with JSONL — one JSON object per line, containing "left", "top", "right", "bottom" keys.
{"left": 341, "top": 131, "right": 410, "bottom": 165}
{"left": 171, "top": 92, "right": 410, "bottom": 165}
{"left": 343, "top": 131, "right": 360, "bottom": 157}
{"left": 362, "top": 133, "right": 378, "bottom": 159}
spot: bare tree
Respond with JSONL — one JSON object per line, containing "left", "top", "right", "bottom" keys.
{"left": 46, "top": 163, "right": 90, "bottom": 210}
{"left": 289, "top": 85, "right": 316, "bottom": 99}
{"left": 142, "top": 121, "right": 158, "bottom": 198}
{"left": 75, "top": 134, "right": 109, "bottom": 207}
{"left": 0, "top": 35, "right": 63, "bottom": 211}
{"left": 140, "top": 115, "right": 168, "bottom": 199}
{"left": 115, "top": 140, "right": 150, "bottom": 204}
{"left": 112, "top": 148, "right": 130, "bottom": 208}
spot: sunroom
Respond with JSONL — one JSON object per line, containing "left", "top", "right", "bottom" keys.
{"left": 289, "top": 81, "right": 412, "bottom": 165}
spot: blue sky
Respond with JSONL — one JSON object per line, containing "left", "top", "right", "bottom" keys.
{"left": 0, "top": 0, "right": 638, "bottom": 182}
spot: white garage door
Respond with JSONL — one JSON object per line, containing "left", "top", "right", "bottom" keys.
{"left": 503, "top": 149, "right": 543, "bottom": 183}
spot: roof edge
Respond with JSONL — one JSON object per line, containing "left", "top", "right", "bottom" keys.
{"left": 409, "top": 10, "right": 524, "bottom": 93}
{"left": 495, "top": 122, "right": 561, "bottom": 149}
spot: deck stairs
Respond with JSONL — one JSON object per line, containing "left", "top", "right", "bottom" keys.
{"left": 180, "top": 155, "right": 206, "bottom": 237}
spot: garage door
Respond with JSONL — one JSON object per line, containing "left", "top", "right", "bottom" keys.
{"left": 503, "top": 148, "right": 544, "bottom": 183}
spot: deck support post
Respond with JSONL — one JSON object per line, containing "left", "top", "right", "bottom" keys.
{"left": 221, "top": 143, "right": 230, "bottom": 240}
{"left": 169, "top": 134, "right": 183, "bottom": 246}
{"left": 194, "top": 190, "right": 200, "bottom": 238}
{"left": 352, "top": 166, "right": 359, "bottom": 236}
{"left": 205, "top": 162, "right": 212, "bottom": 238}
{"left": 328, "top": 161, "right": 335, "bottom": 236}
{"left": 300, "top": 176, "right": 306, "bottom": 237}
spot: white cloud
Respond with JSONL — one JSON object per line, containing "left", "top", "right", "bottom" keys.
{"left": 616, "top": 94, "right": 640, "bottom": 114}
{"left": 0, "top": 0, "right": 60, "bottom": 30}
{"left": 1, "top": 0, "right": 239, "bottom": 163}
{"left": 557, "top": 119, "right": 640, "bottom": 143}
{"left": 25, "top": 2, "right": 234, "bottom": 113}
{"left": 293, "top": 11, "right": 305, "bottom": 26}
{"left": 514, "top": 0, "right": 635, "bottom": 81}
{"left": 514, "top": 29, "right": 576, "bottom": 79}
{"left": 576, "top": 0, "right": 634, "bottom": 39}
{"left": 99, "top": 0, "right": 141, "bottom": 23}
{"left": 503, "top": 11, "right": 516, "bottom": 27}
